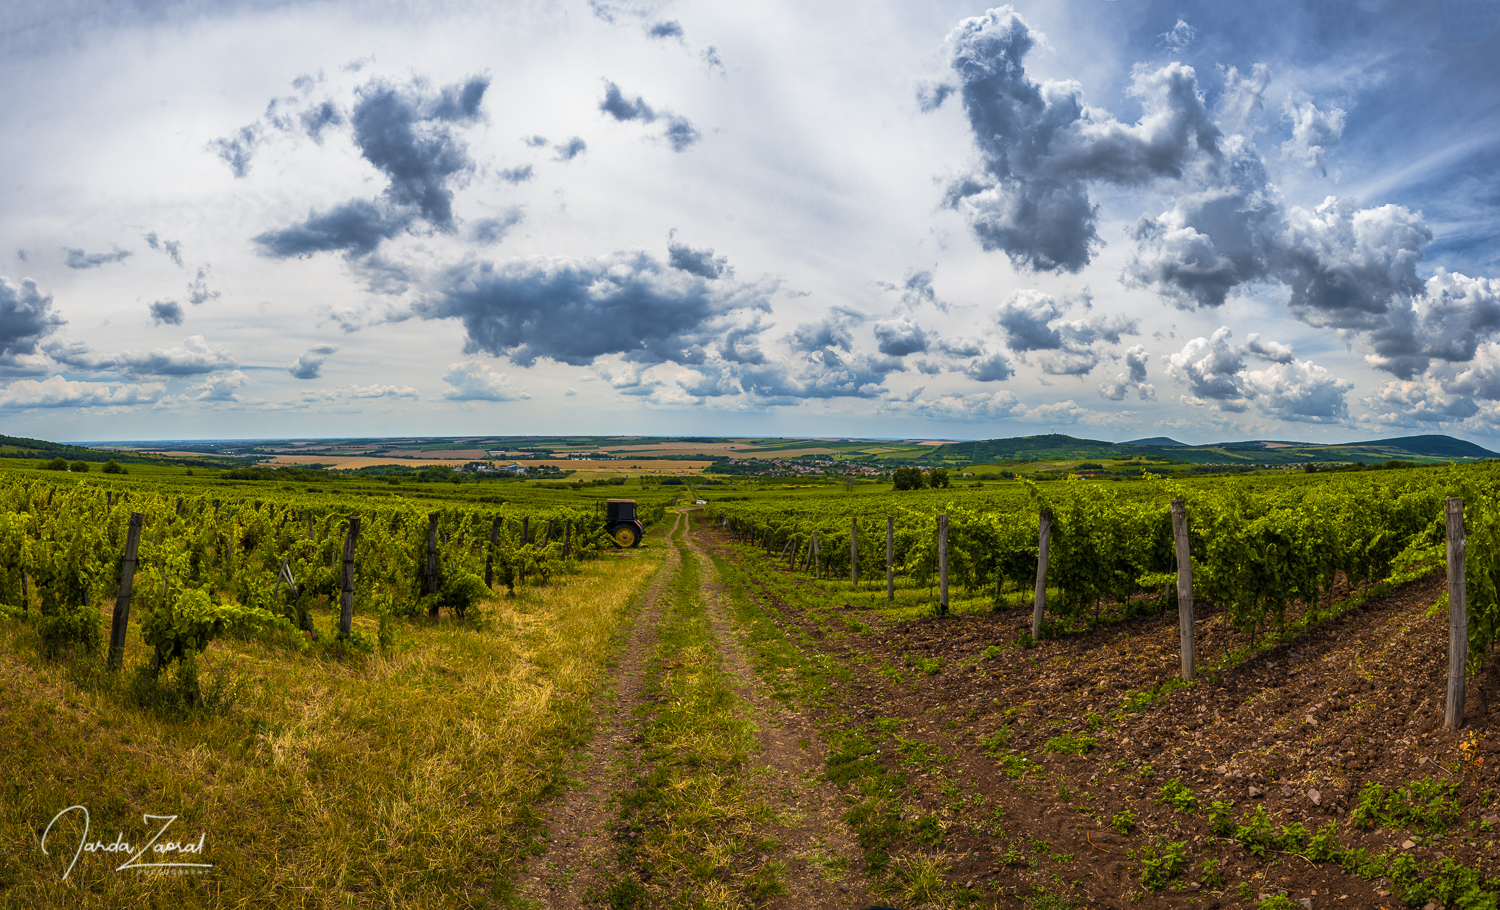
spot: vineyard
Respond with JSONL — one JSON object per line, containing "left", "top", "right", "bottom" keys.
{"left": 703, "top": 465, "right": 1500, "bottom": 678}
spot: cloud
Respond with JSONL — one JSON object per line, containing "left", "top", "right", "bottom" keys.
{"left": 1242, "top": 359, "right": 1352, "bottom": 423}
{"left": 963, "top": 349, "right": 1015, "bottom": 382}
{"left": 598, "top": 80, "right": 700, "bottom": 151}
{"left": 915, "top": 81, "right": 955, "bottom": 112}
{"left": 1159, "top": 19, "right": 1196, "bottom": 51}
{"left": 0, "top": 376, "right": 165, "bottom": 410}
{"left": 646, "top": 20, "right": 683, "bottom": 40}
{"left": 302, "top": 383, "right": 418, "bottom": 402}
{"left": 1244, "top": 332, "right": 1293, "bottom": 363}
{"left": 149, "top": 300, "right": 183, "bottom": 325}
{"left": 413, "top": 247, "right": 776, "bottom": 369}
{"left": 441, "top": 361, "right": 530, "bottom": 400}
{"left": 894, "top": 269, "right": 948, "bottom": 312}
{"left": 667, "top": 231, "right": 732, "bottom": 278}
{"left": 553, "top": 136, "right": 587, "bottom": 161}
{"left": 940, "top": 8, "right": 1220, "bottom": 273}
{"left": 1281, "top": 93, "right": 1344, "bottom": 174}
{"left": 498, "top": 164, "right": 534, "bottom": 184}
{"left": 788, "top": 309, "right": 860, "bottom": 353}
{"left": 702, "top": 46, "right": 725, "bottom": 74}
{"left": 872, "top": 316, "right": 929, "bottom": 356}
{"left": 192, "top": 370, "right": 249, "bottom": 401}
{"left": 471, "top": 209, "right": 524, "bottom": 244}
{"left": 349, "top": 75, "right": 488, "bottom": 230}
{"left": 1167, "top": 326, "right": 1350, "bottom": 421}
{"left": 1365, "top": 377, "right": 1480, "bottom": 425}
{"left": 600, "top": 80, "right": 655, "bottom": 122}
{"left": 0, "top": 276, "right": 64, "bottom": 360}
{"left": 207, "top": 124, "right": 260, "bottom": 177}
{"left": 255, "top": 199, "right": 413, "bottom": 258}
{"left": 523, "top": 134, "right": 548, "bottom": 147}
{"left": 663, "top": 115, "right": 701, "bottom": 151}
{"left": 144, "top": 232, "right": 184, "bottom": 267}
{"left": 51, "top": 334, "right": 236, "bottom": 377}
{"left": 64, "top": 247, "right": 131, "bottom": 269}
{"left": 1167, "top": 326, "right": 1249, "bottom": 409}
{"left": 288, "top": 343, "right": 338, "bottom": 379}
{"left": 187, "top": 267, "right": 221, "bottom": 305}
{"left": 992, "top": 289, "right": 1138, "bottom": 374}
{"left": 1098, "top": 344, "right": 1155, "bottom": 401}
{"left": 300, "top": 100, "right": 343, "bottom": 142}
{"left": 15, "top": 250, "right": 26, "bottom": 262}
{"left": 251, "top": 74, "right": 489, "bottom": 259}
{"left": 996, "top": 289, "right": 1066, "bottom": 351}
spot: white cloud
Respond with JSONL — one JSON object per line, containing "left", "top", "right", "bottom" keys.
{"left": 441, "top": 361, "right": 530, "bottom": 401}
{"left": 0, "top": 376, "right": 165, "bottom": 409}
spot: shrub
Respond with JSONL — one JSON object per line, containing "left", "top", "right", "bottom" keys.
{"left": 42, "top": 457, "right": 68, "bottom": 471}
{"left": 36, "top": 601, "right": 102, "bottom": 660}
{"left": 68, "top": 460, "right": 89, "bottom": 473}
{"left": 101, "top": 460, "right": 126, "bottom": 474}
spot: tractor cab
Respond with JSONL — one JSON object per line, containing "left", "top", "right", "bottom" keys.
{"left": 604, "top": 499, "right": 644, "bottom": 548}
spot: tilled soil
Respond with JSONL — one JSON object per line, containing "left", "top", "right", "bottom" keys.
{"left": 703, "top": 528, "right": 1500, "bottom": 909}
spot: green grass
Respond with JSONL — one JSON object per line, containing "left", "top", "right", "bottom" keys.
{"left": 0, "top": 540, "right": 664, "bottom": 908}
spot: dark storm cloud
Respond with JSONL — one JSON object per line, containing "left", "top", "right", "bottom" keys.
{"left": 412, "top": 249, "right": 775, "bottom": 369}
{"left": 350, "top": 75, "right": 489, "bottom": 230}
{"left": 553, "top": 137, "right": 587, "bottom": 161}
{"left": 288, "top": 343, "right": 338, "bottom": 379}
{"left": 600, "top": 81, "right": 656, "bottom": 122}
{"left": 0, "top": 276, "right": 64, "bottom": 359}
{"left": 255, "top": 199, "right": 413, "bottom": 258}
{"left": 667, "top": 232, "right": 732, "bottom": 279}
{"left": 149, "top": 300, "right": 183, "bottom": 325}
{"left": 64, "top": 247, "right": 131, "bottom": 269}
{"left": 498, "top": 164, "right": 534, "bottom": 184}
{"left": 937, "top": 8, "right": 1220, "bottom": 273}
{"left": 470, "top": 209, "right": 524, "bottom": 244}
{"left": 646, "top": 20, "right": 683, "bottom": 40}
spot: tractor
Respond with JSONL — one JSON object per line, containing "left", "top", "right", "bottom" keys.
{"left": 604, "top": 499, "right": 644, "bottom": 548}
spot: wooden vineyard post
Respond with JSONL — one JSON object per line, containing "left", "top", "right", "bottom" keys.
{"left": 1446, "top": 498, "right": 1467, "bottom": 730}
{"left": 938, "top": 514, "right": 949, "bottom": 616}
{"left": 425, "top": 512, "right": 441, "bottom": 616}
{"left": 339, "top": 517, "right": 360, "bottom": 639}
{"left": 485, "top": 516, "right": 502, "bottom": 588}
{"left": 545, "top": 519, "right": 554, "bottom": 545}
{"left": 1171, "top": 500, "right": 1195, "bottom": 682}
{"left": 1032, "top": 510, "right": 1052, "bottom": 641}
{"left": 107, "top": 512, "right": 144, "bottom": 671}
{"left": 850, "top": 517, "right": 859, "bottom": 585}
{"left": 521, "top": 517, "right": 530, "bottom": 546}
{"left": 886, "top": 516, "right": 894, "bottom": 601}
{"left": 564, "top": 519, "right": 572, "bottom": 559}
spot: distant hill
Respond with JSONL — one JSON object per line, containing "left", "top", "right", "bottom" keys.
{"left": 1344, "top": 435, "right": 1500, "bottom": 459}
{"left": 928, "top": 432, "right": 1499, "bottom": 467}
{"left": 1123, "top": 436, "right": 1187, "bottom": 447}
{"left": 0, "top": 434, "right": 231, "bottom": 468}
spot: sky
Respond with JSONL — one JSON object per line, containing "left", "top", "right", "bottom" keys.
{"left": 2, "top": 0, "right": 1499, "bottom": 446}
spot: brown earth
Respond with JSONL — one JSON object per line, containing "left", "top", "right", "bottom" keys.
{"left": 702, "top": 528, "right": 1500, "bottom": 909}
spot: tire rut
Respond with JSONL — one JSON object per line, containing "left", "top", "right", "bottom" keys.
{"left": 519, "top": 511, "right": 682, "bottom": 910}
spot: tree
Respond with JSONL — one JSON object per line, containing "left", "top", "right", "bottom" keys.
{"left": 42, "top": 457, "right": 68, "bottom": 471}
{"left": 929, "top": 468, "right": 951, "bottom": 489}
{"left": 102, "top": 460, "right": 126, "bottom": 474}
{"left": 892, "top": 466, "right": 926, "bottom": 490}
{"left": 68, "top": 461, "right": 89, "bottom": 473}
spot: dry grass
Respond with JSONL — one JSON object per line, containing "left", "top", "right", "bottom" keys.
{"left": 0, "top": 549, "right": 663, "bottom": 908}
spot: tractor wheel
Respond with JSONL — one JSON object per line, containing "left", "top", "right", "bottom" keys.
{"left": 613, "top": 525, "right": 639, "bottom": 548}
